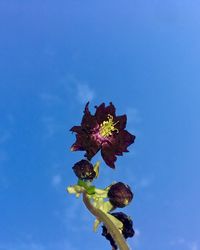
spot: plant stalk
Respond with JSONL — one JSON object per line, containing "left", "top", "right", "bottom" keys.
{"left": 82, "top": 192, "right": 130, "bottom": 250}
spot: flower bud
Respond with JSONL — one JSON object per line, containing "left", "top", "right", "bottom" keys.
{"left": 72, "top": 159, "right": 96, "bottom": 181}
{"left": 108, "top": 182, "right": 133, "bottom": 208}
{"left": 102, "top": 212, "right": 135, "bottom": 250}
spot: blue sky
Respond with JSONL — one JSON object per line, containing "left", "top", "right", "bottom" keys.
{"left": 0, "top": 1, "right": 200, "bottom": 249}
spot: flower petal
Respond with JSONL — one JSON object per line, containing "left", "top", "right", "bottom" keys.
{"left": 101, "top": 143, "right": 117, "bottom": 168}
{"left": 95, "top": 102, "right": 116, "bottom": 124}
{"left": 71, "top": 130, "right": 100, "bottom": 159}
{"left": 114, "top": 115, "right": 127, "bottom": 131}
{"left": 81, "top": 102, "right": 97, "bottom": 131}
{"left": 70, "top": 133, "right": 86, "bottom": 151}
{"left": 84, "top": 139, "right": 100, "bottom": 160}
{"left": 105, "top": 102, "right": 116, "bottom": 116}
{"left": 94, "top": 103, "right": 106, "bottom": 124}
{"left": 70, "top": 126, "right": 82, "bottom": 133}
{"left": 70, "top": 102, "right": 136, "bottom": 168}
{"left": 114, "top": 130, "right": 135, "bottom": 154}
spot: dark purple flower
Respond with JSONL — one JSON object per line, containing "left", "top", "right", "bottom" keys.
{"left": 70, "top": 102, "right": 135, "bottom": 168}
{"left": 108, "top": 182, "right": 133, "bottom": 208}
{"left": 102, "top": 212, "right": 135, "bottom": 249}
{"left": 72, "top": 159, "right": 96, "bottom": 181}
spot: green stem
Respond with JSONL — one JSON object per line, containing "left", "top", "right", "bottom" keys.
{"left": 82, "top": 192, "right": 130, "bottom": 250}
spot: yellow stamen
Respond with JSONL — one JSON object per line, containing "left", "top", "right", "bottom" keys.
{"left": 99, "top": 114, "right": 119, "bottom": 137}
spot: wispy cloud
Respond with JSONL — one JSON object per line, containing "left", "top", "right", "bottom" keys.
{"left": 136, "top": 176, "right": 154, "bottom": 189}
{"left": 39, "top": 75, "right": 95, "bottom": 110}
{"left": 134, "top": 228, "right": 141, "bottom": 237}
{"left": 0, "top": 240, "right": 78, "bottom": 250}
{"left": 76, "top": 83, "right": 95, "bottom": 104}
{"left": 51, "top": 174, "right": 62, "bottom": 187}
{"left": 41, "top": 116, "right": 65, "bottom": 139}
{"left": 170, "top": 238, "right": 199, "bottom": 250}
{"left": 114, "top": 164, "right": 154, "bottom": 191}
{"left": 54, "top": 194, "right": 93, "bottom": 234}
{"left": 60, "top": 74, "right": 95, "bottom": 104}
{"left": 0, "top": 242, "right": 45, "bottom": 250}
{"left": 189, "top": 242, "right": 199, "bottom": 250}
{"left": 41, "top": 117, "right": 56, "bottom": 138}
{"left": 131, "top": 228, "right": 141, "bottom": 250}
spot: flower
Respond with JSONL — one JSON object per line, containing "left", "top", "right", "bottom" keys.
{"left": 70, "top": 102, "right": 135, "bottom": 168}
{"left": 108, "top": 182, "right": 133, "bottom": 208}
{"left": 102, "top": 212, "right": 135, "bottom": 249}
{"left": 72, "top": 159, "right": 96, "bottom": 181}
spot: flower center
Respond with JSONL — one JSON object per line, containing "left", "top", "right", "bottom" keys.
{"left": 99, "top": 114, "right": 119, "bottom": 137}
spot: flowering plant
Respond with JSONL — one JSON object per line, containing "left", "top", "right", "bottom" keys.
{"left": 67, "top": 102, "right": 136, "bottom": 250}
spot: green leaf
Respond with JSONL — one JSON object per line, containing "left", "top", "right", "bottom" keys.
{"left": 87, "top": 186, "right": 95, "bottom": 195}
{"left": 77, "top": 179, "right": 88, "bottom": 188}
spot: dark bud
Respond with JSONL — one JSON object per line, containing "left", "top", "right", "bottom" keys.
{"left": 72, "top": 159, "right": 96, "bottom": 181}
{"left": 102, "top": 226, "right": 117, "bottom": 250}
{"left": 108, "top": 182, "right": 133, "bottom": 208}
{"left": 102, "top": 212, "right": 135, "bottom": 250}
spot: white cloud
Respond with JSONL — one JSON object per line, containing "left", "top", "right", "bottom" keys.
{"left": 63, "top": 75, "right": 95, "bottom": 104}
{"left": 170, "top": 238, "right": 199, "bottom": 250}
{"left": 52, "top": 174, "right": 62, "bottom": 187}
{"left": 137, "top": 176, "right": 154, "bottom": 189}
{"left": 117, "top": 167, "right": 154, "bottom": 190}
{"left": 0, "top": 240, "right": 77, "bottom": 250}
{"left": 189, "top": 242, "right": 199, "bottom": 250}
{"left": 0, "top": 242, "right": 45, "bottom": 250}
{"left": 130, "top": 228, "right": 141, "bottom": 250}
{"left": 39, "top": 74, "right": 95, "bottom": 112}
{"left": 56, "top": 194, "right": 93, "bottom": 233}
{"left": 134, "top": 228, "right": 141, "bottom": 237}
{"left": 41, "top": 116, "right": 65, "bottom": 139}
{"left": 170, "top": 237, "right": 185, "bottom": 246}
{"left": 76, "top": 83, "right": 95, "bottom": 104}
{"left": 42, "top": 117, "right": 56, "bottom": 138}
